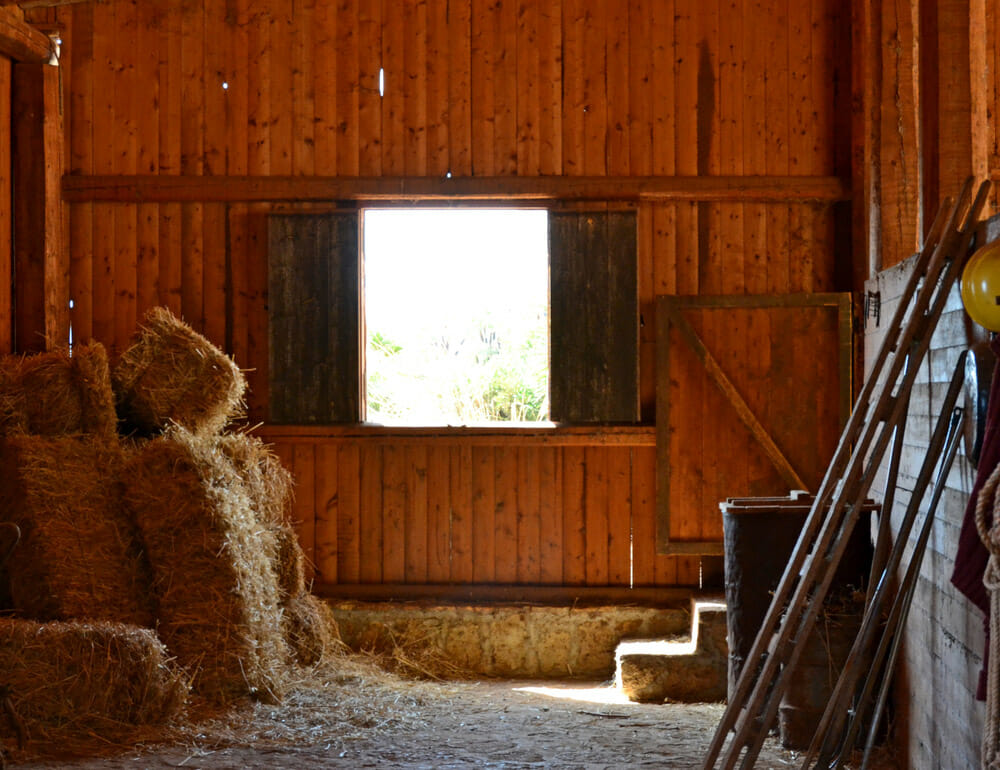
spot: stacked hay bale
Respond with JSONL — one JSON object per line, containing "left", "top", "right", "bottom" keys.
{"left": 0, "top": 436, "right": 153, "bottom": 625}
{"left": 0, "top": 342, "right": 183, "bottom": 756}
{"left": 121, "top": 426, "right": 288, "bottom": 703}
{"left": 115, "top": 307, "right": 339, "bottom": 698}
{"left": 282, "top": 591, "right": 342, "bottom": 665}
{"left": 112, "top": 306, "right": 246, "bottom": 437}
{"left": 0, "top": 343, "right": 118, "bottom": 441}
{"left": 0, "top": 303, "right": 339, "bottom": 754}
{"left": 0, "top": 619, "right": 188, "bottom": 750}
{"left": 0, "top": 343, "right": 152, "bottom": 625}
{"left": 217, "top": 431, "right": 341, "bottom": 666}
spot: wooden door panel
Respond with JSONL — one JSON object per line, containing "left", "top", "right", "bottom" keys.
{"left": 656, "top": 294, "right": 851, "bottom": 554}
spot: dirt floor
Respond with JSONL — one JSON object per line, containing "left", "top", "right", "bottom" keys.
{"left": 6, "top": 655, "right": 899, "bottom": 770}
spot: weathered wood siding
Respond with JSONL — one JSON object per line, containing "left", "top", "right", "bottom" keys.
{"left": 865, "top": 256, "right": 985, "bottom": 770}
{"left": 658, "top": 296, "right": 850, "bottom": 553}
{"left": 55, "top": 0, "right": 852, "bottom": 355}
{"left": 549, "top": 209, "right": 639, "bottom": 423}
{"left": 268, "top": 213, "right": 361, "bottom": 424}
{"left": 48, "top": 0, "right": 852, "bottom": 590}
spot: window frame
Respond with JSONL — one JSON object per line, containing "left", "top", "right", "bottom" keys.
{"left": 267, "top": 203, "right": 639, "bottom": 427}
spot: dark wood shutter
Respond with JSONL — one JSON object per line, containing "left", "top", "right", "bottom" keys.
{"left": 549, "top": 210, "right": 639, "bottom": 423}
{"left": 268, "top": 212, "right": 360, "bottom": 423}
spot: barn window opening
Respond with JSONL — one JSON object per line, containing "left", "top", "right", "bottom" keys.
{"left": 362, "top": 208, "right": 549, "bottom": 426}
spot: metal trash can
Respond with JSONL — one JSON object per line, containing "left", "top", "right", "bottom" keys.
{"left": 720, "top": 492, "right": 876, "bottom": 718}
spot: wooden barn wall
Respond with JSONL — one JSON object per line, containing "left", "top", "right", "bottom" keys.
{"left": 865, "top": 257, "right": 986, "bottom": 770}
{"left": 855, "top": 3, "right": 1000, "bottom": 766}
{"left": 49, "top": 0, "right": 852, "bottom": 591}
{"left": 864, "top": 0, "right": 1000, "bottom": 272}
{"left": 260, "top": 432, "right": 660, "bottom": 589}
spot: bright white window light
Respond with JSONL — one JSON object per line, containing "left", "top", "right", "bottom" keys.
{"left": 363, "top": 209, "right": 549, "bottom": 426}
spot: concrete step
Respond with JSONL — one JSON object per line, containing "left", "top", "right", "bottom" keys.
{"left": 615, "top": 600, "right": 728, "bottom": 703}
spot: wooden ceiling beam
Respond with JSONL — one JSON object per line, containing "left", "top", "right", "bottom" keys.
{"left": 7, "top": 1, "right": 95, "bottom": 8}
{"left": 63, "top": 174, "right": 851, "bottom": 204}
{"left": 0, "top": 7, "right": 53, "bottom": 62}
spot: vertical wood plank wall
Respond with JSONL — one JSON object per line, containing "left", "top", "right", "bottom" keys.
{"left": 50, "top": 0, "right": 854, "bottom": 590}
{"left": 865, "top": 255, "right": 986, "bottom": 770}
{"left": 869, "top": 0, "right": 1000, "bottom": 270}
{"left": 261, "top": 433, "right": 659, "bottom": 589}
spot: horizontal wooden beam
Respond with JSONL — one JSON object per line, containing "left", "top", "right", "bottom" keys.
{"left": 19, "top": 1, "right": 94, "bottom": 8}
{"left": 0, "top": 7, "right": 54, "bottom": 62}
{"left": 62, "top": 174, "right": 852, "bottom": 204}
{"left": 315, "top": 583, "right": 713, "bottom": 607}
{"left": 255, "top": 423, "right": 656, "bottom": 447}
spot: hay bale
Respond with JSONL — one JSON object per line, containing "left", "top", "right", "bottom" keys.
{"left": 0, "top": 436, "right": 154, "bottom": 626}
{"left": 216, "top": 431, "right": 305, "bottom": 598}
{"left": 283, "top": 592, "right": 341, "bottom": 666}
{"left": 216, "top": 431, "right": 294, "bottom": 527}
{"left": 273, "top": 524, "right": 307, "bottom": 600}
{"left": 0, "top": 618, "right": 188, "bottom": 751}
{"left": 112, "top": 307, "right": 246, "bottom": 436}
{"left": 121, "top": 427, "right": 288, "bottom": 704}
{"left": 0, "top": 344, "right": 117, "bottom": 440}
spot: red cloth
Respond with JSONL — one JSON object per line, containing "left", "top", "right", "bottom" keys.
{"left": 951, "top": 335, "right": 1000, "bottom": 700}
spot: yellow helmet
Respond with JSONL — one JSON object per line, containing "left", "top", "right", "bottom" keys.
{"left": 961, "top": 239, "right": 1000, "bottom": 331}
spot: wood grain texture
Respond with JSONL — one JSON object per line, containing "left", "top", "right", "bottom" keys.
{"left": 267, "top": 213, "right": 359, "bottom": 423}
{"left": 51, "top": 0, "right": 857, "bottom": 593}
{"left": 549, "top": 210, "right": 639, "bottom": 422}
{"left": 0, "top": 7, "right": 54, "bottom": 62}
{"left": 13, "top": 61, "right": 66, "bottom": 352}
{"left": 657, "top": 295, "right": 850, "bottom": 553}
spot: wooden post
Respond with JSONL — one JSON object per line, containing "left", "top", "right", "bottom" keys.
{"left": 919, "top": 0, "right": 992, "bottom": 234}
{"left": 0, "top": 56, "right": 11, "bottom": 355}
{"left": 852, "top": 0, "right": 881, "bottom": 280}
{"left": 12, "top": 59, "right": 67, "bottom": 353}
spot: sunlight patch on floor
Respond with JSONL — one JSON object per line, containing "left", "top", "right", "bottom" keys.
{"left": 513, "top": 683, "right": 633, "bottom": 705}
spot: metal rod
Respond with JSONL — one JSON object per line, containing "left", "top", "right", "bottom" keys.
{"left": 807, "top": 355, "right": 969, "bottom": 767}
{"left": 853, "top": 408, "right": 966, "bottom": 770}
{"left": 867, "top": 373, "right": 910, "bottom": 604}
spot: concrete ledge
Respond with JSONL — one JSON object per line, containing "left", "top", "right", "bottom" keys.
{"left": 616, "top": 602, "right": 729, "bottom": 703}
{"left": 329, "top": 600, "right": 693, "bottom": 679}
